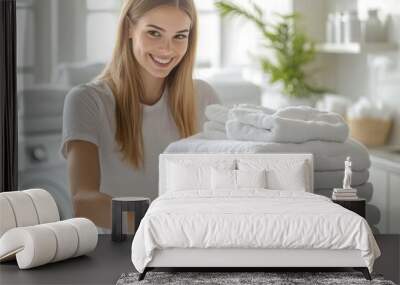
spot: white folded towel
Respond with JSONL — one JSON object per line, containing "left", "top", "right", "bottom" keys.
{"left": 204, "top": 104, "right": 349, "bottom": 143}
{"left": 203, "top": 121, "right": 225, "bottom": 133}
{"left": 203, "top": 103, "right": 271, "bottom": 140}
{"left": 228, "top": 108, "right": 274, "bottom": 129}
{"left": 202, "top": 121, "right": 228, "bottom": 140}
{"left": 232, "top": 103, "right": 275, "bottom": 115}
{"left": 227, "top": 105, "right": 349, "bottom": 143}
{"left": 204, "top": 104, "right": 230, "bottom": 124}
{"left": 203, "top": 130, "right": 228, "bottom": 140}
{"left": 205, "top": 103, "right": 274, "bottom": 124}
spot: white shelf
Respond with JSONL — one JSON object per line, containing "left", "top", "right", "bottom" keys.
{"left": 316, "top": 43, "right": 398, "bottom": 54}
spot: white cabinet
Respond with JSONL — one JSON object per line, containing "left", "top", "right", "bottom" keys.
{"left": 369, "top": 150, "right": 400, "bottom": 234}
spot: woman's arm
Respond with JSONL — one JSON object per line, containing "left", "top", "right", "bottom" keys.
{"left": 66, "top": 140, "right": 112, "bottom": 229}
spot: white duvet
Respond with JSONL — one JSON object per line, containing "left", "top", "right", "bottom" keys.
{"left": 131, "top": 190, "right": 380, "bottom": 273}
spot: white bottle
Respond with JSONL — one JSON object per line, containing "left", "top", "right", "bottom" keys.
{"left": 334, "top": 12, "right": 345, "bottom": 44}
{"left": 343, "top": 10, "right": 361, "bottom": 43}
{"left": 363, "top": 9, "right": 386, "bottom": 42}
{"left": 326, "top": 13, "right": 335, "bottom": 43}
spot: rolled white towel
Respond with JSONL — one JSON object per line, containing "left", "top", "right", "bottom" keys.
{"left": 226, "top": 120, "right": 272, "bottom": 142}
{"left": 204, "top": 104, "right": 230, "bottom": 123}
{"left": 277, "top": 106, "right": 346, "bottom": 122}
{"left": 205, "top": 103, "right": 274, "bottom": 125}
{"left": 202, "top": 120, "right": 227, "bottom": 140}
{"left": 233, "top": 103, "right": 275, "bottom": 114}
{"left": 232, "top": 106, "right": 346, "bottom": 128}
{"left": 203, "top": 129, "right": 227, "bottom": 140}
{"left": 228, "top": 105, "right": 349, "bottom": 143}
{"left": 226, "top": 116, "right": 349, "bottom": 143}
{"left": 203, "top": 121, "right": 225, "bottom": 133}
{"left": 228, "top": 108, "right": 275, "bottom": 129}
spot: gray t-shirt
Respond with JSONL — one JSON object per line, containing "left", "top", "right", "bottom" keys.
{"left": 60, "top": 79, "right": 220, "bottom": 200}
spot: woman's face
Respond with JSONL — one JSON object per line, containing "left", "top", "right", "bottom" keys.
{"left": 129, "top": 5, "right": 192, "bottom": 79}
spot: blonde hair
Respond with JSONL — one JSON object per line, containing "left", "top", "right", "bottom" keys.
{"left": 97, "top": 0, "right": 198, "bottom": 169}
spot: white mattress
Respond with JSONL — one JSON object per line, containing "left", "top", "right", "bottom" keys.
{"left": 131, "top": 190, "right": 380, "bottom": 273}
{"left": 164, "top": 133, "right": 370, "bottom": 171}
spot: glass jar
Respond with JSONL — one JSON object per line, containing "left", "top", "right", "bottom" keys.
{"left": 363, "top": 9, "right": 386, "bottom": 42}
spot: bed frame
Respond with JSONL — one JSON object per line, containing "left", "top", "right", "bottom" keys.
{"left": 138, "top": 154, "right": 371, "bottom": 281}
{"left": 141, "top": 248, "right": 371, "bottom": 280}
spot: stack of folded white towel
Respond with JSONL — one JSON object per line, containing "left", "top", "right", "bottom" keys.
{"left": 332, "top": 188, "right": 359, "bottom": 200}
{"left": 203, "top": 104, "right": 349, "bottom": 143}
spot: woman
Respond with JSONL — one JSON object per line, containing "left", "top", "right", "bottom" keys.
{"left": 60, "top": 0, "right": 220, "bottom": 231}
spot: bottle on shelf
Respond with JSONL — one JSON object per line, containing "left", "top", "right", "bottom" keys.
{"left": 325, "top": 13, "right": 335, "bottom": 43}
{"left": 362, "top": 9, "right": 386, "bottom": 43}
{"left": 334, "top": 11, "right": 345, "bottom": 43}
{"left": 343, "top": 10, "right": 361, "bottom": 43}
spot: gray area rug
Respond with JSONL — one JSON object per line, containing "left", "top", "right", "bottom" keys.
{"left": 116, "top": 271, "right": 396, "bottom": 285}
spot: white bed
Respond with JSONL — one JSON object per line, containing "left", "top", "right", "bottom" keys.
{"left": 131, "top": 154, "right": 380, "bottom": 281}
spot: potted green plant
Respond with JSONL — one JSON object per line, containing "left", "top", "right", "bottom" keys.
{"left": 215, "top": 1, "right": 326, "bottom": 107}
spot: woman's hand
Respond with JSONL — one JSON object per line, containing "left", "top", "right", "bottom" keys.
{"left": 66, "top": 140, "right": 112, "bottom": 229}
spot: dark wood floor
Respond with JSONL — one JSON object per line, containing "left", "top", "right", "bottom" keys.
{"left": 0, "top": 234, "right": 399, "bottom": 285}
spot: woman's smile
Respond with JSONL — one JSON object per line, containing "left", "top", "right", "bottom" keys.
{"left": 148, "top": 53, "right": 174, "bottom": 68}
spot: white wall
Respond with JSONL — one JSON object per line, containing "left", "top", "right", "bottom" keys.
{"left": 220, "top": 0, "right": 293, "bottom": 68}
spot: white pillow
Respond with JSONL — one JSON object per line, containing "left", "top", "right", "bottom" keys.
{"left": 211, "top": 168, "right": 267, "bottom": 190}
{"left": 167, "top": 162, "right": 211, "bottom": 191}
{"left": 211, "top": 168, "right": 236, "bottom": 190}
{"left": 236, "top": 169, "right": 267, "bottom": 189}
{"left": 165, "top": 159, "right": 236, "bottom": 192}
{"left": 237, "top": 158, "right": 309, "bottom": 192}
